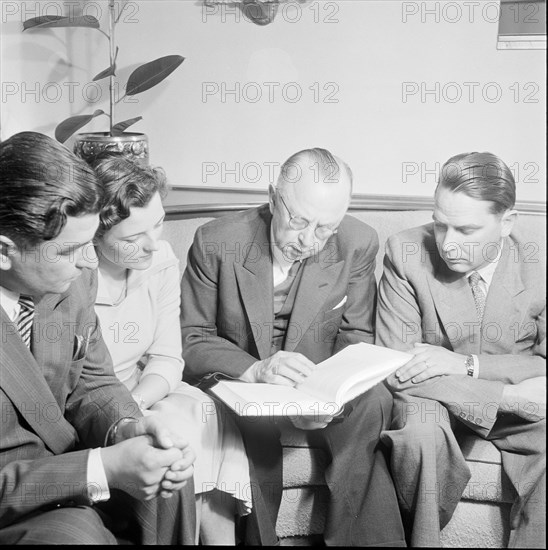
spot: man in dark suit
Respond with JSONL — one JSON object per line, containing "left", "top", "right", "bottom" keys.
{"left": 376, "top": 152, "right": 546, "bottom": 547}
{"left": 0, "top": 132, "right": 196, "bottom": 544}
{"left": 180, "top": 148, "right": 406, "bottom": 546}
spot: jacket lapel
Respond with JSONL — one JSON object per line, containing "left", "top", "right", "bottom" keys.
{"left": 285, "top": 241, "right": 344, "bottom": 352}
{"left": 0, "top": 300, "right": 76, "bottom": 455}
{"left": 33, "top": 293, "right": 73, "bottom": 398}
{"left": 234, "top": 213, "right": 275, "bottom": 359}
{"left": 427, "top": 258, "right": 482, "bottom": 354}
{"left": 481, "top": 237, "right": 526, "bottom": 351}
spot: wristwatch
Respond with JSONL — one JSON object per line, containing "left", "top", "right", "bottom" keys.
{"left": 104, "top": 417, "right": 138, "bottom": 447}
{"left": 464, "top": 354, "right": 475, "bottom": 377}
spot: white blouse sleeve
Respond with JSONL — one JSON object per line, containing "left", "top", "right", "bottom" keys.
{"left": 140, "top": 242, "right": 184, "bottom": 393}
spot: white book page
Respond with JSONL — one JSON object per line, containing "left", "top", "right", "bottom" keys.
{"left": 296, "top": 343, "right": 412, "bottom": 404}
{"left": 211, "top": 382, "right": 340, "bottom": 417}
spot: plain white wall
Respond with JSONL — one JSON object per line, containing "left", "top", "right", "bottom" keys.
{"left": 1, "top": 0, "right": 545, "bottom": 202}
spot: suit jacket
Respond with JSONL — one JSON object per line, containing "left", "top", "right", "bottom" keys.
{"left": 0, "top": 269, "right": 139, "bottom": 528}
{"left": 180, "top": 204, "right": 379, "bottom": 381}
{"left": 376, "top": 223, "right": 546, "bottom": 433}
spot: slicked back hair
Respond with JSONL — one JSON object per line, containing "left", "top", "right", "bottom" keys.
{"left": 436, "top": 152, "right": 516, "bottom": 216}
{"left": 0, "top": 131, "right": 101, "bottom": 248}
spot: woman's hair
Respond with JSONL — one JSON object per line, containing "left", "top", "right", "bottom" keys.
{"left": 88, "top": 153, "right": 169, "bottom": 237}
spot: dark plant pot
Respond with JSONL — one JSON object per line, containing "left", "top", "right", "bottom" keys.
{"left": 73, "top": 132, "right": 149, "bottom": 165}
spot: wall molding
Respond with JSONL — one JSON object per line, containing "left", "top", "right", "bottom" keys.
{"left": 165, "top": 185, "right": 546, "bottom": 220}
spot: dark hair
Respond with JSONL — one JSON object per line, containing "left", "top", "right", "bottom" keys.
{"left": 0, "top": 131, "right": 101, "bottom": 248}
{"left": 277, "top": 147, "right": 353, "bottom": 194}
{"left": 88, "top": 153, "right": 168, "bottom": 237}
{"left": 436, "top": 152, "right": 516, "bottom": 215}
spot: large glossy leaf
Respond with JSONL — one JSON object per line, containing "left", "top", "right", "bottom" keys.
{"left": 111, "top": 117, "right": 143, "bottom": 136}
{"left": 55, "top": 110, "right": 105, "bottom": 143}
{"left": 125, "top": 55, "right": 185, "bottom": 96}
{"left": 23, "top": 15, "right": 100, "bottom": 30}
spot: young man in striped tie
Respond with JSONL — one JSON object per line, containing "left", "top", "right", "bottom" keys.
{"left": 0, "top": 132, "right": 196, "bottom": 544}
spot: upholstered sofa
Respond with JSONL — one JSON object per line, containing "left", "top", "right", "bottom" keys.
{"left": 161, "top": 192, "right": 546, "bottom": 547}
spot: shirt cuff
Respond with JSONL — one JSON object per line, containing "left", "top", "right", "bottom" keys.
{"left": 240, "top": 361, "right": 259, "bottom": 382}
{"left": 471, "top": 354, "right": 479, "bottom": 378}
{"left": 87, "top": 448, "right": 110, "bottom": 502}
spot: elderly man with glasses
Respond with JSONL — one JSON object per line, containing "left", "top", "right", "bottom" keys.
{"left": 180, "top": 148, "right": 405, "bottom": 547}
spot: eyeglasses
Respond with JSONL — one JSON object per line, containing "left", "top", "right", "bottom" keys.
{"left": 277, "top": 192, "right": 338, "bottom": 240}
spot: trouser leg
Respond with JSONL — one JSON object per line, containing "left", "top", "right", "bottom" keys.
{"left": 235, "top": 416, "right": 282, "bottom": 546}
{"left": 315, "top": 383, "right": 406, "bottom": 547}
{"left": 0, "top": 506, "right": 118, "bottom": 545}
{"left": 381, "top": 393, "right": 470, "bottom": 547}
{"left": 488, "top": 417, "right": 546, "bottom": 549}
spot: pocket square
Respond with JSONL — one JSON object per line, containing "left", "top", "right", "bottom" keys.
{"left": 72, "top": 327, "right": 92, "bottom": 361}
{"left": 332, "top": 296, "right": 347, "bottom": 310}
{"left": 72, "top": 335, "right": 85, "bottom": 361}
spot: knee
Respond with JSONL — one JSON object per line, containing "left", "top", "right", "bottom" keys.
{"left": 22, "top": 506, "right": 117, "bottom": 545}
{"left": 348, "top": 383, "right": 394, "bottom": 428}
{"left": 386, "top": 411, "right": 454, "bottom": 454}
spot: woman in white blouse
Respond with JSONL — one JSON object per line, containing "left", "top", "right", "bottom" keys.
{"left": 91, "top": 154, "right": 251, "bottom": 545}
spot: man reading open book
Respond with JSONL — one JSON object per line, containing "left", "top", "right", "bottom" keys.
{"left": 180, "top": 148, "right": 406, "bottom": 547}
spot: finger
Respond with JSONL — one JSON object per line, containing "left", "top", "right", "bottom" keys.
{"left": 165, "top": 465, "right": 194, "bottom": 483}
{"left": 142, "top": 484, "right": 161, "bottom": 500}
{"left": 141, "top": 417, "right": 175, "bottom": 449}
{"left": 160, "top": 490, "right": 174, "bottom": 499}
{"left": 410, "top": 363, "right": 444, "bottom": 384}
{"left": 285, "top": 360, "right": 314, "bottom": 378}
{"left": 290, "top": 352, "right": 316, "bottom": 369}
{"left": 150, "top": 446, "right": 184, "bottom": 468}
{"left": 161, "top": 479, "right": 188, "bottom": 496}
{"left": 384, "top": 373, "right": 400, "bottom": 390}
{"left": 399, "top": 351, "right": 431, "bottom": 370}
{"left": 411, "top": 370, "right": 443, "bottom": 384}
{"left": 168, "top": 433, "right": 191, "bottom": 451}
{"left": 169, "top": 452, "right": 196, "bottom": 474}
{"left": 274, "top": 364, "right": 308, "bottom": 385}
{"left": 267, "top": 367, "right": 298, "bottom": 386}
{"left": 396, "top": 361, "right": 429, "bottom": 383}
{"left": 409, "top": 346, "right": 429, "bottom": 357}
{"left": 274, "top": 352, "right": 315, "bottom": 373}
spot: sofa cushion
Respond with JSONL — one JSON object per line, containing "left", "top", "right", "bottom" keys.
{"left": 163, "top": 205, "right": 545, "bottom": 546}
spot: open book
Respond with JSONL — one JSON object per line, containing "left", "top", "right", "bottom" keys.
{"left": 208, "top": 342, "right": 412, "bottom": 418}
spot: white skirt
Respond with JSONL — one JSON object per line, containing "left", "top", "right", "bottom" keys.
{"left": 145, "top": 381, "right": 252, "bottom": 516}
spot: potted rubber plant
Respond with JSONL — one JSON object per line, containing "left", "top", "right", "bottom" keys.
{"left": 23, "top": 0, "right": 184, "bottom": 164}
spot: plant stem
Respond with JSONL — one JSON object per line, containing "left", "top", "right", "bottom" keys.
{"left": 108, "top": 0, "right": 116, "bottom": 134}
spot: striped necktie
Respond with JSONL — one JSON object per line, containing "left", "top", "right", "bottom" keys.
{"left": 16, "top": 295, "right": 35, "bottom": 348}
{"left": 468, "top": 271, "right": 486, "bottom": 322}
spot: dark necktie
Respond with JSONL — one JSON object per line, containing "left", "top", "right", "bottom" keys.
{"left": 468, "top": 271, "right": 486, "bottom": 322}
{"left": 16, "top": 295, "right": 35, "bottom": 348}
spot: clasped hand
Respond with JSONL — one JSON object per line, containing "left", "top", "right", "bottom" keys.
{"left": 102, "top": 414, "right": 195, "bottom": 501}
{"left": 387, "top": 343, "right": 467, "bottom": 388}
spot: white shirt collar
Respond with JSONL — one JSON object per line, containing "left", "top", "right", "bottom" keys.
{"left": 0, "top": 285, "right": 21, "bottom": 322}
{"left": 465, "top": 239, "right": 503, "bottom": 290}
{"left": 270, "top": 226, "right": 300, "bottom": 286}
